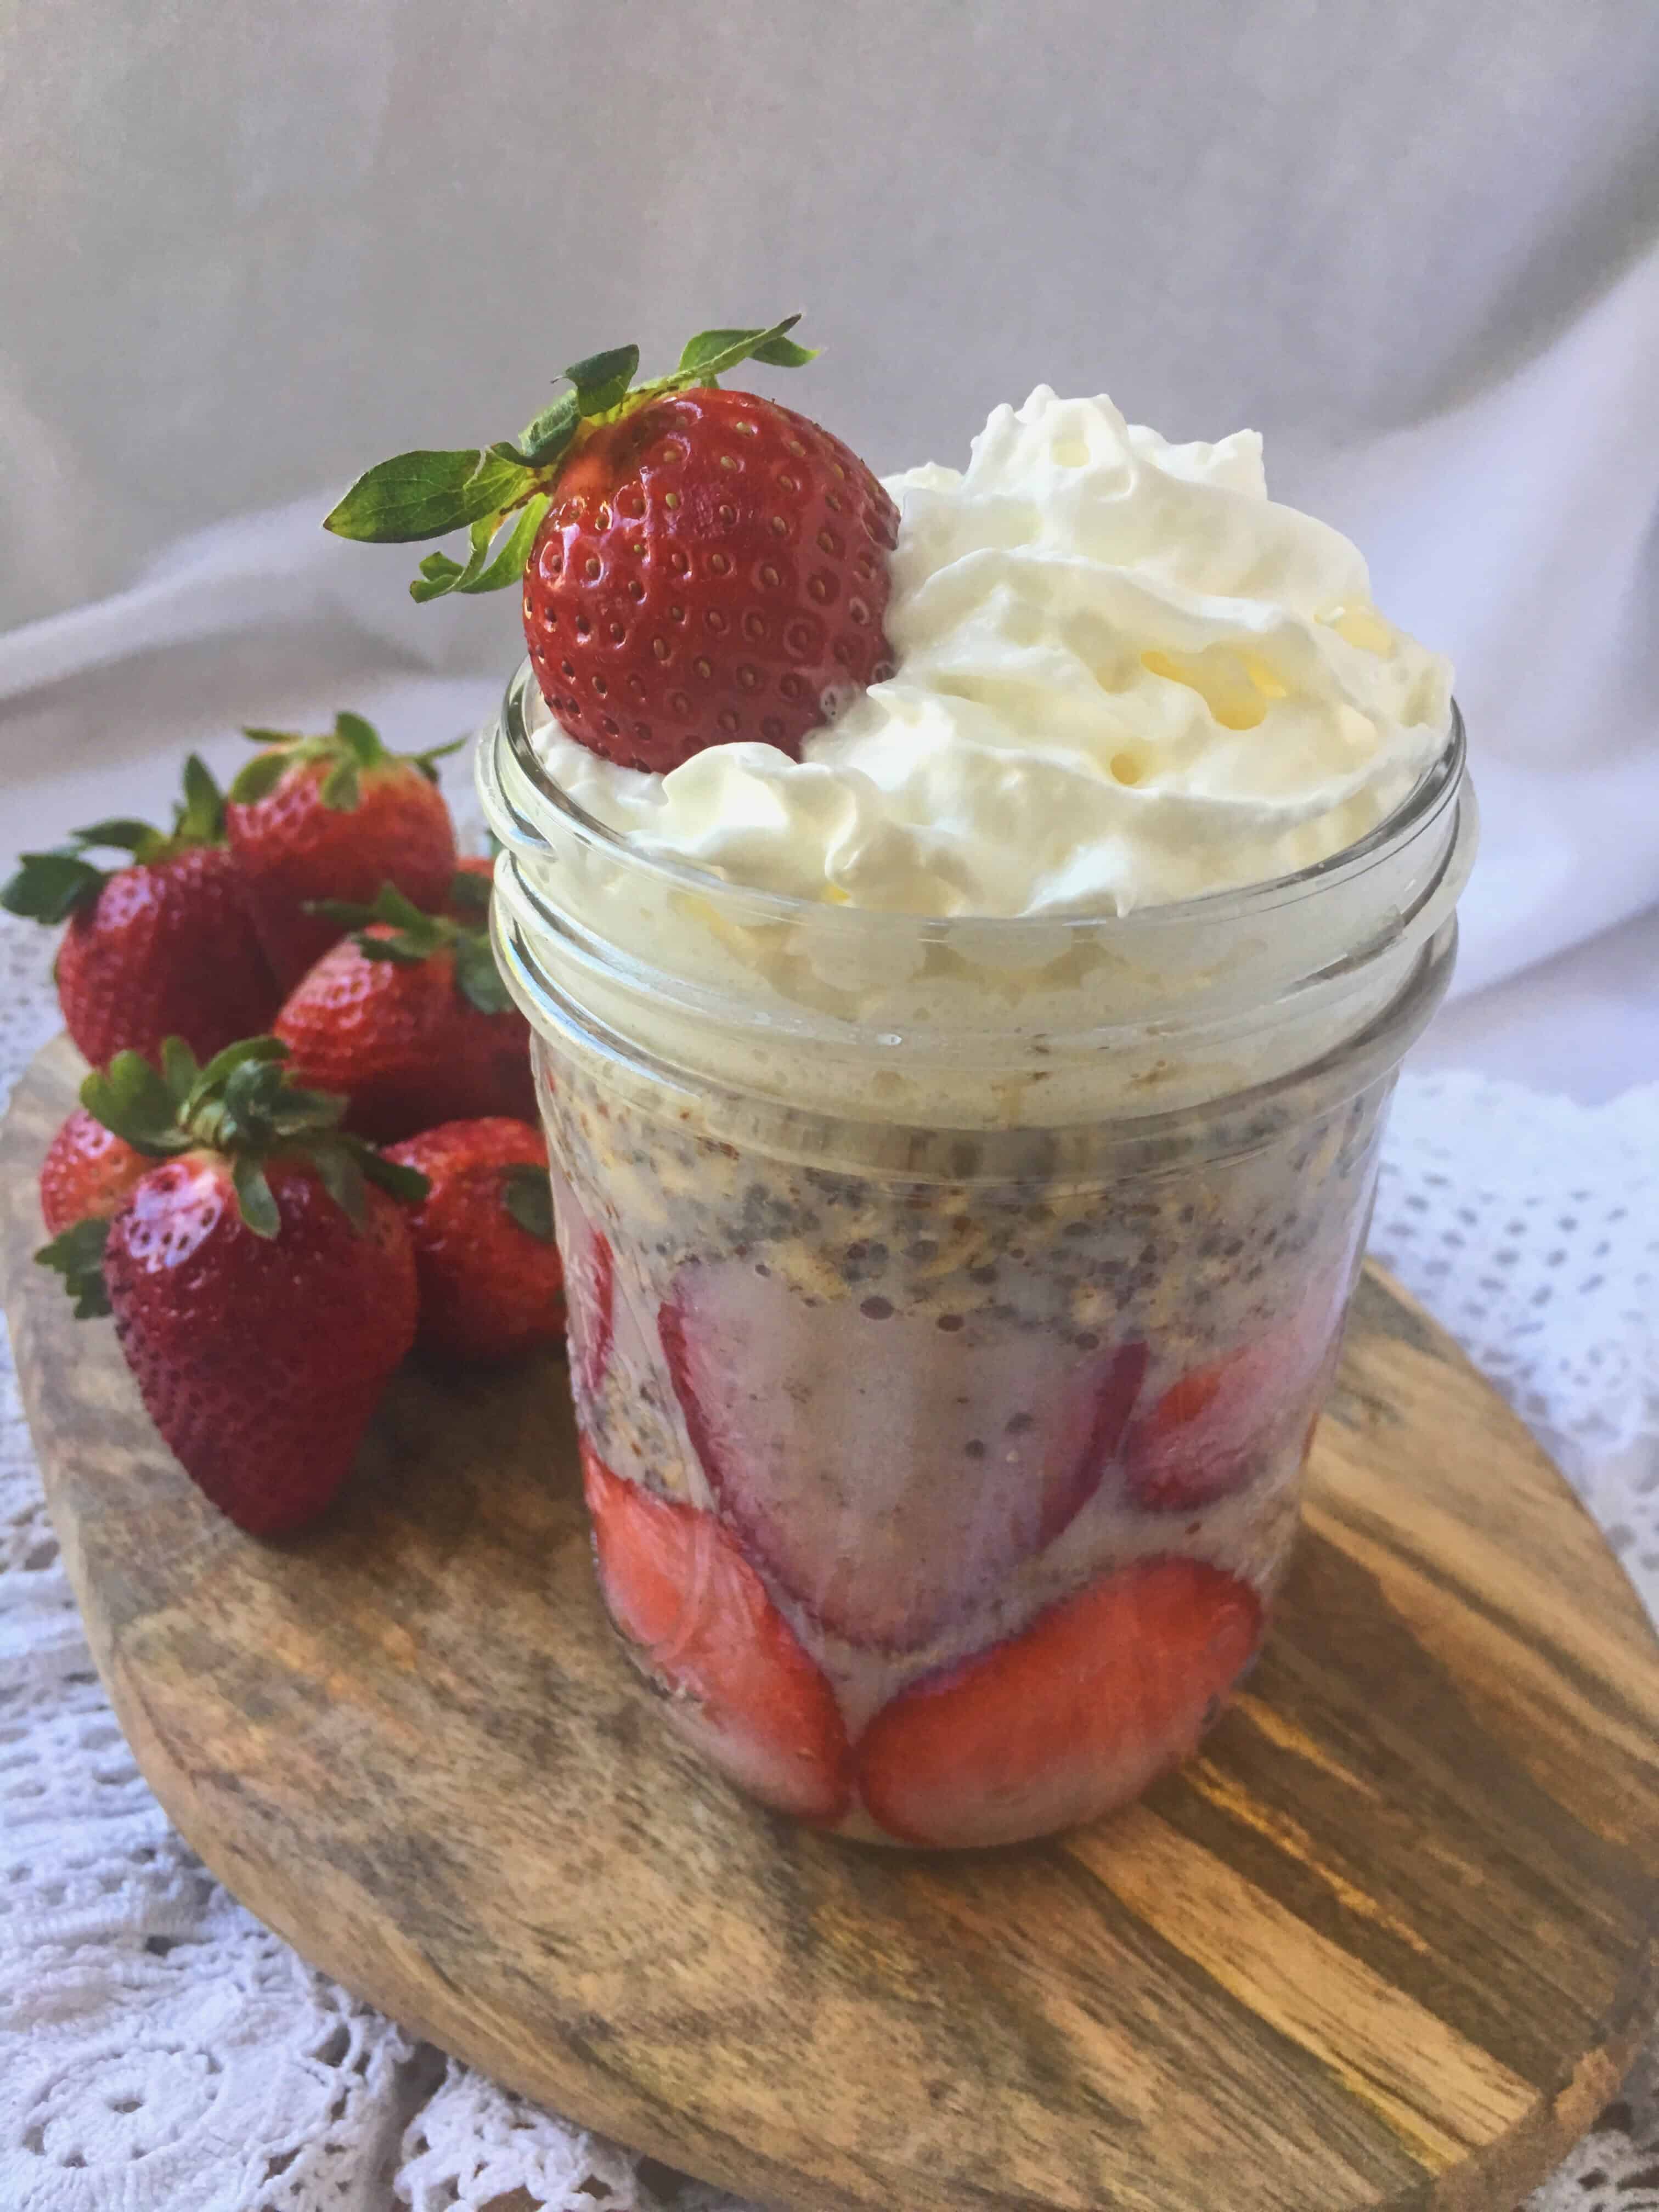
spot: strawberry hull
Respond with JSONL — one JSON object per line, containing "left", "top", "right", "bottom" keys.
{"left": 537, "top": 1041, "right": 1380, "bottom": 1848}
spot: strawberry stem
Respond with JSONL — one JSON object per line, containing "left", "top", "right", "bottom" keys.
{"left": 501, "top": 1163, "right": 555, "bottom": 1242}
{"left": 75, "top": 1036, "right": 428, "bottom": 1240}
{"left": 1, "top": 757, "right": 228, "bottom": 924}
{"left": 322, "top": 314, "right": 817, "bottom": 603}
{"left": 228, "top": 713, "right": 457, "bottom": 810}
{"left": 35, "top": 1218, "right": 114, "bottom": 1319}
{"left": 302, "top": 881, "right": 510, "bottom": 1013}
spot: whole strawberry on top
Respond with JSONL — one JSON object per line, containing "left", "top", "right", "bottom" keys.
{"left": 226, "top": 711, "right": 461, "bottom": 988}
{"left": 36, "top": 1037, "right": 426, "bottom": 1534}
{"left": 385, "top": 1117, "right": 564, "bottom": 1364}
{"left": 325, "top": 318, "right": 898, "bottom": 774}
{"left": 2, "top": 755, "right": 279, "bottom": 1068}
{"left": 273, "top": 880, "right": 535, "bottom": 1141}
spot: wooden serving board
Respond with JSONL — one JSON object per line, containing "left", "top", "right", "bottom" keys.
{"left": 5, "top": 1032, "right": 1659, "bottom": 2212}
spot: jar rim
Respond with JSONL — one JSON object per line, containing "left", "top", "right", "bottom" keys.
{"left": 491, "top": 654, "right": 1467, "bottom": 940}
{"left": 493, "top": 896, "right": 1463, "bottom": 1174}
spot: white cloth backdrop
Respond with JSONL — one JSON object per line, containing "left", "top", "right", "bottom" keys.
{"left": 3, "top": 4, "right": 1658, "bottom": 2206}
{"left": 3, "top": 0, "right": 1656, "bottom": 1088}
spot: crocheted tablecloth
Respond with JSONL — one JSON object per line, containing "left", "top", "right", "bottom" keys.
{"left": 3, "top": 909, "right": 1656, "bottom": 2212}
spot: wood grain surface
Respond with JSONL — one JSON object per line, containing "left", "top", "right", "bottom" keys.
{"left": 4, "top": 1031, "right": 1658, "bottom": 2212}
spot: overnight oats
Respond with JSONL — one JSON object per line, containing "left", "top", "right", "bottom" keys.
{"left": 333, "top": 325, "right": 1475, "bottom": 1846}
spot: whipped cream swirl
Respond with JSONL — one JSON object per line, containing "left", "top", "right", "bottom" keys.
{"left": 533, "top": 386, "right": 1453, "bottom": 916}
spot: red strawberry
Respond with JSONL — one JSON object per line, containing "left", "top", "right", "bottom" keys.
{"left": 273, "top": 884, "right": 535, "bottom": 1141}
{"left": 40, "top": 1107, "right": 147, "bottom": 1235}
{"left": 226, "top": 712, "right": 460, "bottom": 988}
{"left": 659, "top": 1260, "right": 1146, "bottom": 1651}
{"left": 857, "top": 1558, "right": 1263, "bottom": 1849}
{"left": 325, "top": 318, "right": 898, "bottom": 773}
{"left": 1124, "top": 1351, "right": 1264, "bottom": 1514}
{"left": 35, "top": 1037, "right": 426, "bottom": 1533}
{"left": 521, "top": 387, "right": 896, "bottom": 770}
{"left": 2, "top": 757, "right": 279, "bottom": 1068}
{"left": 582, "top": 1441, "right": 850, "bottom": 1824}
{"left": 1124, "top": 1272, "right": 1351, "bottom": 1514}
{"left": 549, "top": 1165, "right": 614, "bottom": 1401}
{"left": 384, "top": 1118, "right": 564, "bottom": 1364}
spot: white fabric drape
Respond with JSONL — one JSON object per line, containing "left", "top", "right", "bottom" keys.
{"left": 3, "top": 0, "right": 1657, "bottom": 1091}
{"left": 3, "top": 4, "right": 1657, "bottom": 2202}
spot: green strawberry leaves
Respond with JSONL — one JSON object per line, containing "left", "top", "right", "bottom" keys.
{"left": 1, "top": 849, "right": 111, "bottom": 924}
{"left": 335, "top": 710, "right": 383, "bottom": 766}
{"left": 323, "top": 447, "right": 534, "bottom": 545}
{"left": 313, "top": 712, "right": 436, "bottom": 805}
{"left": 81, "top": 1047, "right": 201, "bottom": 1156}
{"left": 452, "top": 929, "right": 512, "bottom": 1014}
{"left": 499, "top": 390, "right": 579, "bottom": 473}
{"left": 324, "top": 312, "right": 816, "bottom": 600}
{"left": 409, "top": 496, "right": 551, "bottom": 605}
{"left": 173, "top": 753, "right": 227, "bottom": 845}
{"left": 159, "top": 1034, "right": 199, "bottom": 1098}
{"left": 675, "top": 319, "right": 817, "bottom": 382}
{"left": 411, "top": 735, "right": 466, "bottom": 785}
{"left": 71, "top": 1035, "right": 429, "bottom": 1249}
{"left": 500, "top": 1161, "right": 555, "bottom": 1243}
{"left": 318, "top": 880, "right": 445, "bottom": 957}
{"left": 229, "top": 712, "right": 458, "bottom": 809}
{"left": 231, "top": 1154, "right": 281, "bottom": 1239}
{"left": 35, "top": 1218, "right": 114, "bottom": 1319}
{"left": 566, "top": 345, "right": 641, "bottom": 417}
{"left": 307, "top": 880, "right": 511, "bottom": 1013}
{"left": 64, "top": 819, "right": 157, "bottom": 852}
{"left": 2, "top": 755, "right": 229, "bottom": 923}
{"left": 227, "top": 749, "right": 289, "bottom": 805}
{"left": 445, "top": 866, "right": 492, "bottom": 919}
{"left": 306, "top": 1135, "right": 428, "bottom": 1229}
{"left": 320, "top": 759, "right": 362, "bottom": 811}
{"left": 355, "top": 1148, "right": 430, "bottom": 1204}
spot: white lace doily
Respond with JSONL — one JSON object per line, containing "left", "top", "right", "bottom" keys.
{"left": 2, "top": 905, "right": 1656, "bottom": 2212}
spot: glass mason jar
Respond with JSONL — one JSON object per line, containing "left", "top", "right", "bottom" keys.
{"left": 479, "top": 661, "right": 1477, "bottom": 1848}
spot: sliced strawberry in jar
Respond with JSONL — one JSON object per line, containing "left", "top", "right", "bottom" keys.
{"left": 551, "top": 1167, "right": 614, "bottom": 1399}
{"left": 1124, "top": 1346, "right": 1267, "bottom": 1513}
{"left": 582, "top": 1442, "right": 851, "bottom": 1824}
{"left": 857, "top": 1557, "right": 1262, "bottom": 1849}
{"left": 1125, "top": 1273, "right": 1350, "bottom": 1515}
{"left": 659, "top": 1261, "right": 1146, "bottom": 1651}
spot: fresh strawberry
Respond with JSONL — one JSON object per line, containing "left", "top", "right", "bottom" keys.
{"left": 582, "top": 1440, "right": 850, "bottom": 1823}
{"left": 2, "top": 756, "right": 279, "bottom": 1068}
{"left": 659, "top": 1261, "right": 1146, "bottom": 1651}
{"left": 1124, "top": 1273, "right": 1351, "bottom": 1514}
{"left": 325, "top": 317, "right": 898, "bottom": 773}
{"left": 549, "top": 1165, "right": 614, "bottom": 1401}
{"left": 857, "top": 1558, "right": 1263, "bottom": 1849}
{"left": 40, "top": 1107, "right": 148, "bottom": 1235}
{"left": 225, "top": 712, "right": 461, "bottom": 988}
{"left": 35, "top": 1037, "right": 426, "bottom": 1533}
{"left": 272, "top": 884, "right": 535, "bottom": 1141}
{"left": 383, "top": 1118, "right": 563, "bottom": 1364}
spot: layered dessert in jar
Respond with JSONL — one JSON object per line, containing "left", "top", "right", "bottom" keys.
{"left": 334, "top": 323, "right": 1476, "bottom": 1846}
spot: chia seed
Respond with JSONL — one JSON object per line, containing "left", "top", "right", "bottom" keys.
{"left": 537, "top": 1029, "right": 1389, "bottom": 1840}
